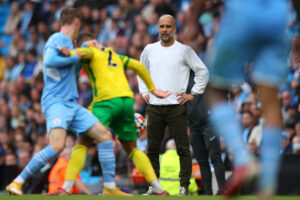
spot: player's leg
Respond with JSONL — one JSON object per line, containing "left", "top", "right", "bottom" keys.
{"left": 114, "top": 97, "right": 167, "bottom": 195}
{"left": 66, "top": 102, "right": 113, "bottom": 185}
{"left": 60, "top": 136, "right": 92, "bottom": 193}
{"left": 7, "top": 102, "right": 73, "bottom": 195}
{"left": 208, "top": 85, "right": 259, "bottom": 197}
{"left": 207, "top": 18, "right": 260, "bottom": 196}
{"left": 120, "top": 140, "right": 167, "bottom": 195}
{"left": 7, "top": 128, "right": 66, "bottom": 195}
{"left": 45, "top": 102, "right": 109, "bottom": 195}
{"left": 87, "top": 98, "right": 132, "bottom": 196}
{"left": 47, "top": 104, "right": 103, "bottom": 196}
{"left": 207, "top": 85, "right": 251, "bottom": 167}
{"left": 253, "top": 34, "right": 289, "bottom": 198}
{"left": 90, "top": 100, "right": 117, "bottom": 192}
{"left": 81, "top": 118, "right": 116, "bottom": 192}
{"left": 256, "top": 85, "right": 282, "bottom": 198}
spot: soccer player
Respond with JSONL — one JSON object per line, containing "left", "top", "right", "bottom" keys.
{"left": 184, "top": 0, "right": 290, "bottom": 199}
{"left": 48, "top": 32, "right": 170, "bottom": 196}
{"left": 6, "top": 7, "right": 112, "bottom": 195}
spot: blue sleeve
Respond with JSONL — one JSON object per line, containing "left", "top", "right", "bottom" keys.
{"left": 43, "top": 46, "right": 78, "bottom": 68}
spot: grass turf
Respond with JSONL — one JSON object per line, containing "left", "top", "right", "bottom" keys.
{"left": 0, "top": 195, "right": 299, "bottom": 200}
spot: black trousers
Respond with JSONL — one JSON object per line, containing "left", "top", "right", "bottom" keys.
{"left": 146, "top": 104, "right": 192, "bottom": 188}
{"left": 189, "top": 119, "right": 225, "bottom": 195}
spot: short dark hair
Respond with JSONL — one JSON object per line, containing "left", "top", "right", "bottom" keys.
{"left": 77, "top": 32, "right": 95, "bottom": 47}
{"left": 60, "top": 7, "right": 80, "bottom": 25}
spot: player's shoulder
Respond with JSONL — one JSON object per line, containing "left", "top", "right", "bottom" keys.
{"left": 88, "top": 46, "right": 110, "bottom": 57}
{"left": 104, "top": 47, "right": 115, "bottom": 53}
{"left": 99, "top": 46, "right": 117, "bottom": 56}
{"left": 86, "top": 46, "right": 98, "bottom": 53}
{"left": 47, "top": 32, "right": 70, "bottom": 46}
{"left": 49, "top": 32, "right": 66, "bottom": 41}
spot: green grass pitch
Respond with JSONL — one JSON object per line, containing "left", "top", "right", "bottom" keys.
{"left": 0, "top": 195, "right": 299, "bottom": 200}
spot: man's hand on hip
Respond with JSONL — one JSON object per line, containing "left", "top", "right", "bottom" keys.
{"left": 176, "top": 93, "right": 195, "bottom": 105}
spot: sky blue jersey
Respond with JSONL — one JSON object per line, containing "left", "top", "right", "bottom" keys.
{"left": 41, "top": 32, "right": 79, "bottom": 110}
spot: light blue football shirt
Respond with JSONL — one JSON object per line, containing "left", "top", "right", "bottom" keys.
{"left": 41, "top": 32, "right": 79, "bottom": 110}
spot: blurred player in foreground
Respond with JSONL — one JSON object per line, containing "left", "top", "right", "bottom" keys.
{"left": 184, "top": 0, "right": 290, "bottom": 199}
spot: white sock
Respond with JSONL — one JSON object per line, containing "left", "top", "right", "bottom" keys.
{"left": 14, "top": 176, "right": 25, "bottom": 184}
{"left": 151, "top": 180, "right": 164, "bottom": 193}
{"left": 104, "top": 182, "right": 116, "bottom": 189}
{"left": 62, "top": 180, "right": 75, "bottom": 192}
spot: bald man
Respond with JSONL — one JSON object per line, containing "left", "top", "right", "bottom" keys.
{"left": 138, "top": 15, "right": 209, "bottom": 196}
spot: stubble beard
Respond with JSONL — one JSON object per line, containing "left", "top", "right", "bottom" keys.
{"left": 160, "top": 32, "right": 175, "bottom": 44}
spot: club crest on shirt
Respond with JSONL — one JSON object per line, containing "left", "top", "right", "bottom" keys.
{"left": 53, "top": 118, "right": 62, "bottom": 125}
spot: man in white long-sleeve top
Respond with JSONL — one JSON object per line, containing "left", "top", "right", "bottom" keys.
{"left": 137, "top": 14, "right": 209, "bottom": 196}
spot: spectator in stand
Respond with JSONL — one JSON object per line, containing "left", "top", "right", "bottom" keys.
{"left": 8, "top": 51, "right": 26, "bottom": 82}
{"left": 4, "top": 2, "right": 22, "bottom": 35}
{"left": 127, "top": 0, "right": 144, "bottom": 22}
{"left": 250, "top": 101, "right": 263, "bottom": 126}
{"left": 281, "top": 90, "right": 295, "bottom": 123}
{"left": 281, "top": 131, "right": 293, "bottom": 154}
{"left": 36, "top": 21, "right": 52, "bottom": 41}
{"left": 5, "top": 153, "right": 17, "bottom": 166}
{"left": 19, "top": 90, "right": 32, "bottom": 113}
{"left": 285, "top": 103, "right": 298, "bottom": 125}
{"left": 292, "top": 135, "right": 300, "bottom": 154}
{"left": 17, "top": 150, "right": 31, "bottom": 170}
{"left": 4, "top": 56, "right": 16, "bottom": 82}
{"left": 22, "top": 49, "right": 38, "bottom": 82}
{"left": 241, "top": 111, "right": 255, "bottom": 145}
{"left": 19, "top": 0, "right": 39, "bottom": 37}
{"left": 10, "top": 105, "right": 25, "bottom": 130}
{"left": 25, "top": 29, "right": 45, "bottom": 57}
{"left": 23, "top": 139, "right": 34, "bottom": 155}
{"left": 30, "top": 87, "right": 41, "bottom": 103}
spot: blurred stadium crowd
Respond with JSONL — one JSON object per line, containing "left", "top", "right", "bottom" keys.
{"left": 0, "top": 0, "right": 300, "bottom": 195}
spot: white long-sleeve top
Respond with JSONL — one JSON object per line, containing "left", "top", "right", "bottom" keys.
{"left": 138, "top": 40, "right": 209, "bottom": 105}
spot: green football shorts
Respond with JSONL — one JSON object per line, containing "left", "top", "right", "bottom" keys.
{"left": 91, "top": 97, "right": 137, "bottom": 141}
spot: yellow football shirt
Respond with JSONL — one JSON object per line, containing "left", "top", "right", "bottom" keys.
{"left": 71, "top": 46, "right": 155, "bottom": 102}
